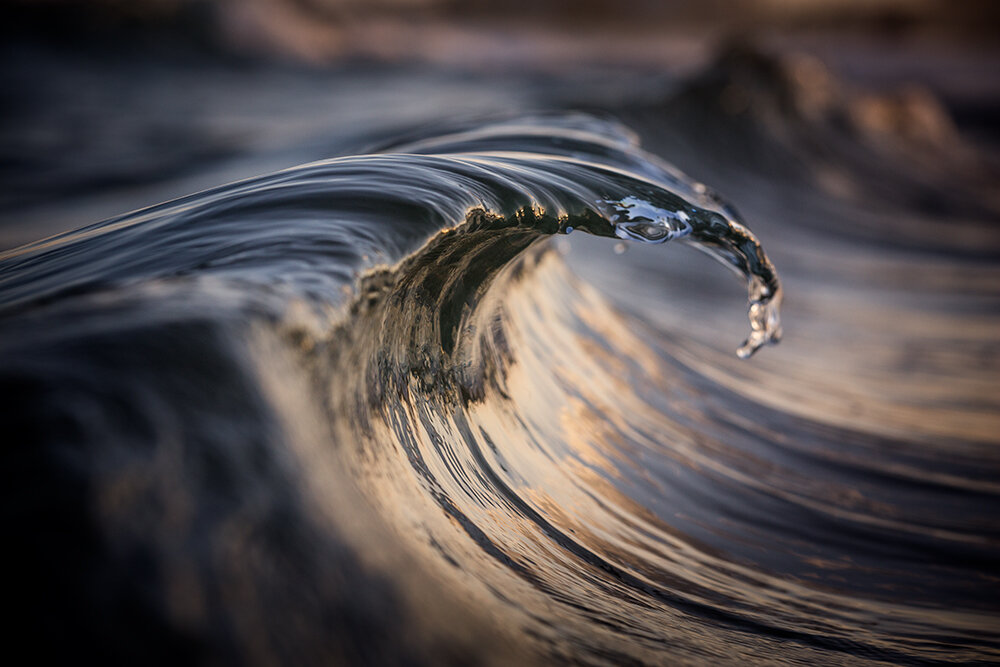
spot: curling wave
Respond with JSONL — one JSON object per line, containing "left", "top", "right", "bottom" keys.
{"left": 2, "top": 104, "right": 998, "bottom": 666}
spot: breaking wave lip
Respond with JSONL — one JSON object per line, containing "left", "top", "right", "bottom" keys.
{"left": 4, "top": 102, "right": 997, "bottom": 666}
{"left": 0, "top": 112, "right": 781, "bottom": 357}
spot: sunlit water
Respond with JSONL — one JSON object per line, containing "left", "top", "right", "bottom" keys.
{"left": 2, "top": 47, "right": 998, "bottom": 665}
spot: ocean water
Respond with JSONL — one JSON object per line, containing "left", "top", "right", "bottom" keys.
{"left": 2, "top": 46, "right": 998, "bottom": 665}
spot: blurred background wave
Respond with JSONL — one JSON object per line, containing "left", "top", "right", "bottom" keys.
{"left": 2, "top": 0, "right": 997, "bottom": 248}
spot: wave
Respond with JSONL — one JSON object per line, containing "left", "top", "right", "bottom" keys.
{"left": 0, "top": 113, "right": 780, "bottom": 357}
{"left": 2, "top": 98, "right": 998, "bottom": 665}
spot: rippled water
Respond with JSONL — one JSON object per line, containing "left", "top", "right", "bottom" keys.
{"left": 2, "top": 48, "right": 998, "bottom": 665}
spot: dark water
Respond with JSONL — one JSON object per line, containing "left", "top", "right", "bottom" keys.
{"left": 2, "top": 48, "right": 999, "bottom": 665}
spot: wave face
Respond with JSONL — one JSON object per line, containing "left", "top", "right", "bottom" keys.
{"left": 2, "top": 84, "right": 999, "bottom": 666}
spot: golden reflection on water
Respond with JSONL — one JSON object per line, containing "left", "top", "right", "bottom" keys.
{"left": 328, "top": 245, "right": 1000, "bottom": 663}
